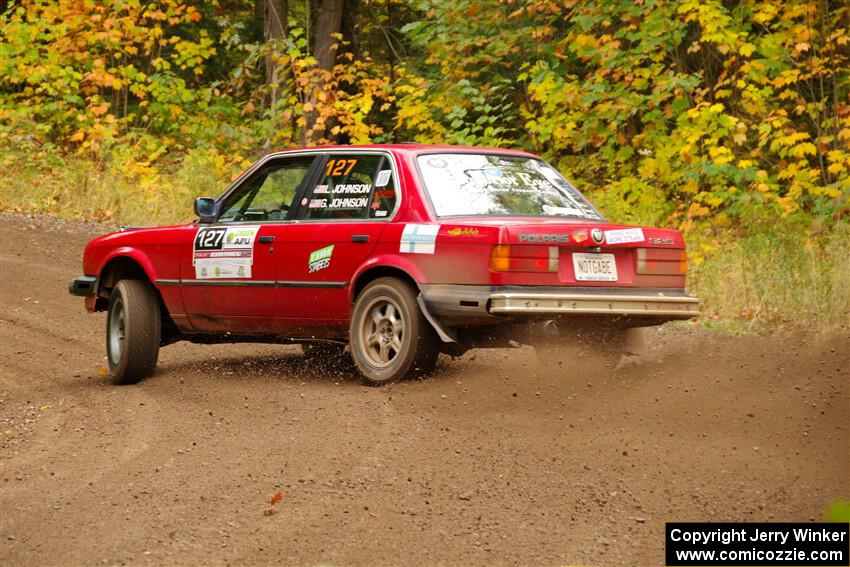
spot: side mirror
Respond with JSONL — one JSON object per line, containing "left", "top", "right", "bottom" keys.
{"left": 194, "top": 197, "right": 218, "bottom": 223}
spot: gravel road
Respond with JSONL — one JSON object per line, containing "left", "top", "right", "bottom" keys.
{"left": 1, "top": 213, "right": 847, "bottom": 567}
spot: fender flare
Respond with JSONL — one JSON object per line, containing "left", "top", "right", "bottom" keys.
{"left": 348, "top": 254, "right": 428, "bottom": 303}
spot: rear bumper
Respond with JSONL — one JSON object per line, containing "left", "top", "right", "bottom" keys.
{"left": 69, "top": 275, "right": 97, "bottom": 297}
{"left": 490, "top": 290, "right": 699, "bottom": 317}
{"left": 420, "top": 284, "right": 700, "bottom": 325}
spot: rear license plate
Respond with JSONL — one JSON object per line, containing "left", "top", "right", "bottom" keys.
{"left": 572, "top": 253, "right": 618, "bottom": 281}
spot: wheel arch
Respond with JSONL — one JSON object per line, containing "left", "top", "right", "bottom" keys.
{"left": 96, "top": 254, "right": 153, "bottom": 302}
{"left": 351, "top": 264, "right": 421, "bottom": 303}
{"left": 96, "top": 253, "right": 182, "bottom": 343}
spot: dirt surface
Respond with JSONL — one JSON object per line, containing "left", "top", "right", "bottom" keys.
{"left": 1, "top": 213, "right": 848, "bottom": 567}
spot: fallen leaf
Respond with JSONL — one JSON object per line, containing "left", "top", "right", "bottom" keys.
{"left": 270, "top": 491, "right": 283, "bottom": 506}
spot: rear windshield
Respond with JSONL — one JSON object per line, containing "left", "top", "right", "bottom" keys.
{"left": 416, "top": 153, "right": 602, "bottom": 219}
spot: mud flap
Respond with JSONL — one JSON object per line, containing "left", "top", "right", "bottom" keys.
{"left": 416, "top": 293, "right": 458, "bottom": 344}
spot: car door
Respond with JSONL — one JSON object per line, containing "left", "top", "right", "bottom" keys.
{"left": 181, "top": 153, "right": 320, "bottom": 333}
{"left": 275, "top": 151, "right": 399, "bottom": 322}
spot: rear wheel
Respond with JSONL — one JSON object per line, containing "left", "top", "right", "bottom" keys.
{"left": 106, "top": 280, "right": 161, "bottom": 385}
{"left": 350, "top": 278, "right": 438, "bottom": 386}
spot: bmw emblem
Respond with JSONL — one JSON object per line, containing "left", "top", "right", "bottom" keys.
{"left": 591, "top": 228, "right": 604, "bottom": 244}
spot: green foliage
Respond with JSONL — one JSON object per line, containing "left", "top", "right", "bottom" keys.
{"left": 825, "top": 500, "right": 850, "bottom": 523}
{"left": 689, "top": 223, "right": 850, "bottom": 327}
{"left": 1, "top": 0, "right": 849, "bottom": 326}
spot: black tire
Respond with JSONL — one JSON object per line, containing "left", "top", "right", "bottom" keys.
{"left": 106, "top": 279, "right": 161, "bottom": 385}
{"left": 349, "top": 278, "right": 438, "bottom": 386}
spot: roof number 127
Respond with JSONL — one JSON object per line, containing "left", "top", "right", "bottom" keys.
{"left": 325, "top": 159, "right": 357, "bottom": 177}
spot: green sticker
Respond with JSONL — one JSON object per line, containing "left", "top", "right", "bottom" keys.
{"left": 308, "top": 244, "right": 334, "bottom": 273}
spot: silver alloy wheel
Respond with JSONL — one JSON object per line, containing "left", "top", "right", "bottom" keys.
{"left": 359, "top": 297, "right": 405, "bottom": 367}
{"left": 108, "top": 297, "right": 125, "bottom": 365}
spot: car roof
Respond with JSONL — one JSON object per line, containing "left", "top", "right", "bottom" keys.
{"left": 268, "top": 144, "right": 539, "bottom": 159}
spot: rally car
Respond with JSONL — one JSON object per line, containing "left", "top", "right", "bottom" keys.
{"left": 70, "top": 144, "right": 699, "bottom": 386}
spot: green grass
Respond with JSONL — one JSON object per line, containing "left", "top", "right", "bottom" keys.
{"left": 2, "top": 145, "right": 848, "bottom": 330}
{"left": 0, "top": 143, "right": 240, "bottom": 226}
{"left": 689, "top": 225, "right": 850, "bottom": 330}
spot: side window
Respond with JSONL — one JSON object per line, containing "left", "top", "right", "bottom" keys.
{"left": 296, "top": 154, "right": 397, "bottom": 220}
{"left": 218, "top": 156, "right": 315, "bottom": 223}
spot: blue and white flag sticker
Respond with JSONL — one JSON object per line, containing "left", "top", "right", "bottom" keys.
{"left": 400, "top": 224, "right": 440, "bottom": 254}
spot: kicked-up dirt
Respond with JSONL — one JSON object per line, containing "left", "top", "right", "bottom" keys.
{"left": 1, "top": 213, "right": 848, "bottom": 567}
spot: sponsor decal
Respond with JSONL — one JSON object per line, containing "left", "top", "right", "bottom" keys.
{"left": 193, "top": 225, "right": 259, "bottom": 279}
{"left": 649, "top": 236, "right": 675, "bottom": 246}
{"left": 604, "top": 228, "right": 644, "bottom": 245}
{"left": 519, "top": 233, "right": 569, "bottom": 243}
{"left": 308, "top": 244, "right": 334, "bottom": 273}
{"left": 447, "top": 227, "right": 480, "bottom": 236}
{"left": 572, "top": 229, "right": 588, "bottom": 243}
{"left": 374, "top": 210, "right": 388, "bottom": 217}
{"left": 400, "top": 224, "right": 439, "bottom": 254}
{"left": 375, "top": 169, "right": 392, "bottom": 187}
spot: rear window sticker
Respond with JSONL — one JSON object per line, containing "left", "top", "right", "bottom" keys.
{"left": 333, "top": 183, "right": 371, "bottom": 194}
{"left": 375, "top": 169, "right": 392, "bottom": 187}
{"left": 324, "top": 159, "right": 357, "bottom": 177}
{"left": 374, "top": 210, "right": 388, "bottom": 217}
{"left": 400, "top": 224, "right": 439, "bottom": 254}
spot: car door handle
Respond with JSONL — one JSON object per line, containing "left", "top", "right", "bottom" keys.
{"left": 351, "top": 235, "right": 369, "bottom": 243}
{"left": 258, "top": 235, "right": 275, "bottom": 244}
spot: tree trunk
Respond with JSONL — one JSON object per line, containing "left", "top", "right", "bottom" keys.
{"left": 303, "top": 0, "right": 345, "bottom": 144}
{"left": 313, "top": 0, "right": 344, "bottom": 71}
{"left": 263, "top": 0, "right": 288, "bottom": 108}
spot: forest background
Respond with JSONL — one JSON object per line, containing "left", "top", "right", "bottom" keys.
{"left": 1, "top": 0, "right": 848, "bottom": 328}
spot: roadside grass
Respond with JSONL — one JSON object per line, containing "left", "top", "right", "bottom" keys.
{"left": 1, "top": 145, "right": 847, "bottom": 331}
{"left": 690, "top": 225, "right": 850, "bottom": 330}
{"left": 0, "top": 142, "right": 242, "bottom": 226}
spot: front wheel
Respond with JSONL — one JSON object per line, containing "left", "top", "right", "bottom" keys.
{"left": 349, "top": 278, "right": 438, "bottom": 386}
{"left": 106, "top": 280, "right": 161, "bottom": 385}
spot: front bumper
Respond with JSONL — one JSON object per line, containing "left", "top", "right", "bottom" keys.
{"left": 420, "top": 284, "right": 700, "bottom": 325}
{"left": 69, "top": 275, "right": 97, "bottom": 297}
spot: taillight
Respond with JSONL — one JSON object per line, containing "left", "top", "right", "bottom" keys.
{"left": 636, "top": 248, "right": 687, "bottom": 275}
{"left": 490, "top": 245, "right": 559, "bottom": 272}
